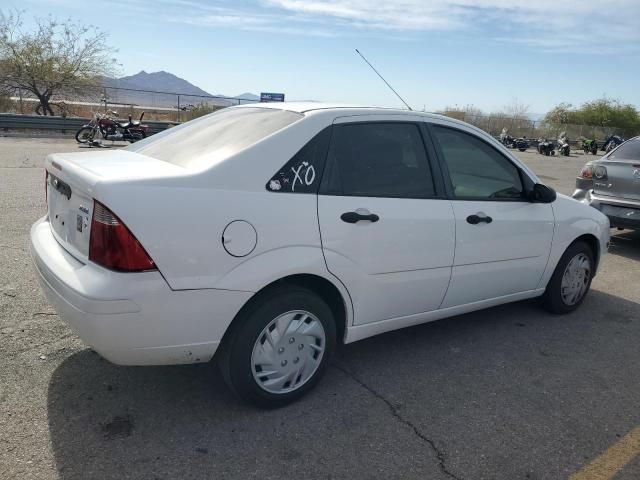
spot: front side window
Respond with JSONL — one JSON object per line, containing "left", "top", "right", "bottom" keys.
{"left": 321, "top": 122, "right": 435, "bottom": 198}
{"left": 431, "top": 125, "right": 524, "bottom": 200}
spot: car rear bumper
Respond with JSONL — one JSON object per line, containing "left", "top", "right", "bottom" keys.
{"left": 30, "top": 216, "right": 252, "bottom": 365}
{"left": 574, "top": 190, "right": 640, "bottom": 229}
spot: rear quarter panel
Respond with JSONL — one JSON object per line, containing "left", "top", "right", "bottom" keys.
{"left": 92, "top": 111, "right": 347, "bottom": 295}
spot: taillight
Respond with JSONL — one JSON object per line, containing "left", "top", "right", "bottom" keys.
{"left": 579, "top": 165, "right": 593, "bottom": 179}
{"left": 593, "top": 165, "right": 607, "bottom": 180}
{"left": 89, "top": 201, "right": 156, "bottom": 272}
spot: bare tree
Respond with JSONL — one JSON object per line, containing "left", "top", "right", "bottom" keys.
{"left": 502, "top": 97, "right": 530, "bottom": 120}
{"left": 0, "top": 10, "right": 118, "bottom": 115}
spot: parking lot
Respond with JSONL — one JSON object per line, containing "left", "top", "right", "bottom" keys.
{"left": 1, "top": 137, "right": 638, "bottom": 480}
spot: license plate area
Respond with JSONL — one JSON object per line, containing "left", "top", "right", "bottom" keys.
{"left": 47, "top": 173, "right": 93, "bottom": 258}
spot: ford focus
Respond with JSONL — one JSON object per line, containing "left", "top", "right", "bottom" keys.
{"left": 31, "top": 104, "right": 610, "bottom": 407}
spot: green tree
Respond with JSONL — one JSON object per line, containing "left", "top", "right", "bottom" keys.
{"left": 544, "top": 102, "right": 582, "bottom": 125}
{"left": 545, "top": 98, "right": 640, "bottom": 137}
{"left": 0, "top": 10, "right": 117, "bottom": 115}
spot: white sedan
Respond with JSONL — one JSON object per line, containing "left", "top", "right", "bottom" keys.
{"left": 31, "top": 104, "right": 610, "bottom": 407}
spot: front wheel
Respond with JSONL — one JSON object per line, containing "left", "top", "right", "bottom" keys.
{"left": 219, "top": 286, "right": 336, "bottom": 408}
{"left": 542, "top": 241, "right": 594, "bottom": 314}
{"left": 75, "top": 127, "right": 94, "bottom": 144}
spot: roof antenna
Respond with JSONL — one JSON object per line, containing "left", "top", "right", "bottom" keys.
{"left": 355, "top": 48, "right": 412, "bottom": 111}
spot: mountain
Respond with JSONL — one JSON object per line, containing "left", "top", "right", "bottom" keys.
{"left": 107, "top": 71, "right": 212, "bottom": 97}
{"left": 102, "top": 71, "right": 258, "bottom": 108}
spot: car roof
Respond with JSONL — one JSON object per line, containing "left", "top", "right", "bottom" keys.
{"left": 234, "top": 101, "right": 464, "bottom": 125}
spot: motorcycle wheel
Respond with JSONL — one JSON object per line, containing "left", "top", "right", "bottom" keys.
{"left": 518, "top": 148, "right": 527, "bottom": 152}
{"left": 75, "top": 127, "right": 94, "bottom": 144}
{"left": 127, "top": 131, "right": 147, "bottom": 143}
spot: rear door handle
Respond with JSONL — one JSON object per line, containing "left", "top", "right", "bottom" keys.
{"left": 341, "top": 211, "right": 380, "bottom": 223}
{"left": 466, "top": 214, "right": 493, "bottom": 225}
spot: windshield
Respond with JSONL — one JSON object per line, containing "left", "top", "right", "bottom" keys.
{"left": 608, "top": 138, "right": 640, "bottom": 161}
{"left": 126, "top": 107, "right": 303, "bottom": 168}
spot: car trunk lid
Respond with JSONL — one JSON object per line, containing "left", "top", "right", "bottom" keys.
{"left": 593, "top": 158, "right": 640, "bottom": 201}
{"left": 45, "top": 150, "right": 185, "bottom": 261}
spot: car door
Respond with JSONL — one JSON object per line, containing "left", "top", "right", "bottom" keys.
{"left": 317, "top": 117, "right": 455, "bottom": 325}
{"left": 428, "top": 123, "right": 555, "bottom": 308}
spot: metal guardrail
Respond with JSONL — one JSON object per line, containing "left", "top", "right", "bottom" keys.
{"left": 0, "top": 113, "right": 177, "bottom": 135}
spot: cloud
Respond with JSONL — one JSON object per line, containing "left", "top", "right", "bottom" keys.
{"left": 261, "top": 0, "right": 640, "bottom": 53}
{"left": 158, "top": 0, "right": 640, "bottom": 53}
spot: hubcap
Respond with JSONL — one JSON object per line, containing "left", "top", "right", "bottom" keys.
{"left": 560, "top": 253, "right": 591, "bottom": 306}
{"left": 251, "top": 310, "right": 325, "bottom": 394}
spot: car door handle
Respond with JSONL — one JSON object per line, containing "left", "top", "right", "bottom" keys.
{"left": 466, "top": 214, "right": 493, "bottom": 225}
{"left": 340, "top": 211, "right": 380, "bottom": 223}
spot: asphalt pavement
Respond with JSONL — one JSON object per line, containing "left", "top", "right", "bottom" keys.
{"left": 0, "top": 137, "right": 638, "bottom": 480}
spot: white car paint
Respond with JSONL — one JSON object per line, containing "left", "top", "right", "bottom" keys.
{"left": 31, "top": 103, "right": 610, "bottom": 366}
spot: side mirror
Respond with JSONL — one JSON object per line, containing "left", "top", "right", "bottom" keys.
{"left": 530, "top": 183, "right": 557, "bottom": 203}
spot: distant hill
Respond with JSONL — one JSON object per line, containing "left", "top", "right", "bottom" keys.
{"left": 102, "top": 71, "right": 258, "bottom": 108}
{"left": 108, "top": 71, "right": 212, "bottom": 96}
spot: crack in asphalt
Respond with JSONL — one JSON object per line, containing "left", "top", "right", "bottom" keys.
{"left": 334, "top": 363, "right": 463, "bottom": 480}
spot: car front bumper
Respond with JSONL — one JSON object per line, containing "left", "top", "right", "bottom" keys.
{"left": 572, "top": 189, "right": 640, "bottom": 230}
{"left": 30, "top": 216, "right": 252, "bottom": 366}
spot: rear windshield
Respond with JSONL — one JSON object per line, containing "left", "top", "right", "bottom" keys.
{"left": 126, "top": 107, "right": 303, "bottom": 168}
{"left": 609, "top": 139, "right": 640, "bottom": 161}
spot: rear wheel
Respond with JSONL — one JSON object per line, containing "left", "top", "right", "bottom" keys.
{"left": 219, "top": 286, "right": 336, "bottom": 408}
{"left": 543, "top": 241, "right": 594, "bottom": 314}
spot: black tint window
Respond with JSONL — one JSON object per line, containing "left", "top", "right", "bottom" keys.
{"left": 609, "top": 139, "right": 640, "bottom": 160}
{"left": 432, "top": 126, "right": 524, "bottom": 200}
{"left": 267, "top": 127, "right": 331, "bottom": 193}
{"left": 323, "top": 123, "right": 434, "bottom": 198}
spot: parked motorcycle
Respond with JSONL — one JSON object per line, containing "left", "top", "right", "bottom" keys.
{"left": 537, "top": 138, "right": 555, "bottom": 156}
{"left": 602, "top": 134, "right": 624, "bottom": 153}
{"left": 75, "top": 111, "right": 148, "bottom": 144}
{"left": 557, "top": 134, "right": 570, "bottom": 156}
{"left": 581, "top": 138, "right": 598, "bottom": 155}
{"left": 500, "top": 132, "right": 529, "bottom": 152}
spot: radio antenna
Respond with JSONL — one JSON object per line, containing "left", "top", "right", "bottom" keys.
{"left": 355, "top": 48, "right": 412, "bottom": 111}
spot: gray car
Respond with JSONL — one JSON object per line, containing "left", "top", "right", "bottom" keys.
{"left": 573, "top": 136, "right": 640, "bottom": 229}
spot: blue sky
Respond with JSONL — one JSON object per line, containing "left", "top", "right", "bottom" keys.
{"left": 10, "top": 0, "right": 640, "bottom": 115}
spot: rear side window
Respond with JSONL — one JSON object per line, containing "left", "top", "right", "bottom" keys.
{"left": 321, "top": 123, "right": 435, "bottom": 198}
{"left": 126, "top": 107, "right": 302, "bottom": 169}
{"left": 609, "top": 139, "right": 640, "bottom": 160}
{"left": 431, "top": 125, "right": 524, "bottom": 200}
{"left": 266, "top": 127, "right": 332, "bottom": 193}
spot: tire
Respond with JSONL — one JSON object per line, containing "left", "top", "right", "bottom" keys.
{"left": 545, "top": 151, "right": 550, "bottom": 156}
{"left": 75, "top": 127, "right": 94, "bottom": 144}
{"left": 518, "top": 148, "right": 527, "bottom": 152}
{"left": 219, "top": 286, "right": 336, "bottom": 408}
{"left": 542, "top": 241, "right": 594, "bottom": 314}
{"left": 127, "top": 130, "right": 147, "bottom": 143}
